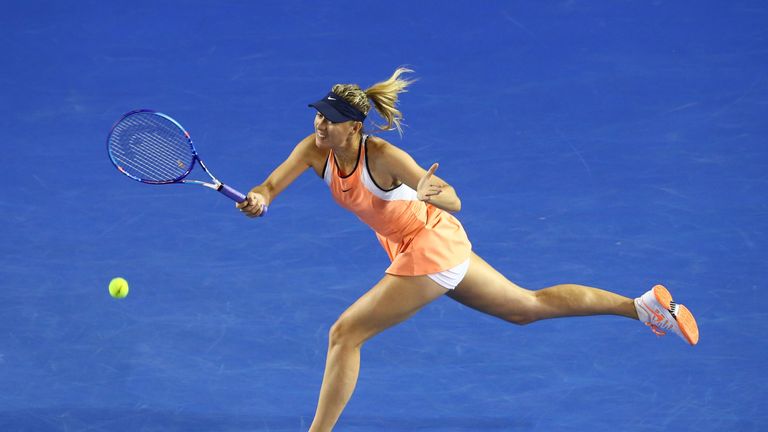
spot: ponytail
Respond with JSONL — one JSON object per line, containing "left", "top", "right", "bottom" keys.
{"left": 364, "top": 67, "right": 415, "bottom": 135}
{"left": 330, "top": 68, "right": 416, "bottom": 135}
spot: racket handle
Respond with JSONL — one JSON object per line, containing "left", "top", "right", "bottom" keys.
{"left": 218, "top": 183, "right": 247, "bottom": 202}
{"left": 219, "top": 183, "right": 268, "bottom": 216}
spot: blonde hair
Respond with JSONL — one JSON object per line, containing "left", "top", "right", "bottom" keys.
{"left": 331, "top": 67, "right": 415, "bottom": 135}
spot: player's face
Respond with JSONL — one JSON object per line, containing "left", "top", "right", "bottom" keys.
{"left": 314, "top": 112, "right": 359, "bottom": 149}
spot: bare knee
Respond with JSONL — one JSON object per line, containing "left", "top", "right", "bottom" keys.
{"left": 501, "top": 289, "right": 541, "bottom": 326}
{"left": 505, "top": 312, "right": 537, "bottom": 326}
{"left": 328, "top": 315, "right": 364, "bottom": 349}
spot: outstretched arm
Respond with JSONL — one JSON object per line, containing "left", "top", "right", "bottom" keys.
{"left": 237, "top": 134, "right": 320, "bottom": 217}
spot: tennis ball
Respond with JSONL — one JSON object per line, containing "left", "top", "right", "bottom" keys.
{"left": 109, "top": 277, "right": 129, "bottom": 299}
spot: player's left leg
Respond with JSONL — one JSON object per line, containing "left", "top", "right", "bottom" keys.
{"left": 448, "top": 252, "right": 637, "bottom": 324}
{"left": 448, "top": 252, "right": 698, "bottom": 344}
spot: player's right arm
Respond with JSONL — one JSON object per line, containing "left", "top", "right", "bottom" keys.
{"left": 237, "top": 134, "right": 325, "bottom": 217}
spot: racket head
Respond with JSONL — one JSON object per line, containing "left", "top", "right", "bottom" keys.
{"left": 107, "top": 109, "right": 197, "bottom": 184}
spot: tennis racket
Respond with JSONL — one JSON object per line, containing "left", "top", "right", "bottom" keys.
{"left": 107, "top": 109, "right": 266, "bottom": 214}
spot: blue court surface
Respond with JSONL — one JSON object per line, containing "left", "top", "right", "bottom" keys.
{"left": 1, "top": 1, "right": 766, "bottom": 431}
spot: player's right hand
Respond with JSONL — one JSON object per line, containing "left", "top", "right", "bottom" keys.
{"left": 237, "top": 191, "right": 267, "bottom": 218}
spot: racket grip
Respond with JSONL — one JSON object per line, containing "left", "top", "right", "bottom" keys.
{"left": 219, "top": 184, "right": 268, "bottom": 216}
{"left": 218, "top": 183, "right": 247, "bottom": 202}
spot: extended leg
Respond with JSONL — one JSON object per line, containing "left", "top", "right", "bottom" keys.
{"left": 448, "top": 252, "right": 637, "bottom": 325}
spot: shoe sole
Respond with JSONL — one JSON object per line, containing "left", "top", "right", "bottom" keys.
{"left": 653, "top": 285, "right": 699, "bottom": 346}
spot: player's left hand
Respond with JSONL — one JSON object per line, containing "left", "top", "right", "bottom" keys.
{"left": 417, "top": 163, "right": 443, "bottom": 202}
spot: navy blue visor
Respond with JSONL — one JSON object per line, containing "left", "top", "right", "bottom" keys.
{"left": 308, "top": 92, "right": 366, "bottom": 123}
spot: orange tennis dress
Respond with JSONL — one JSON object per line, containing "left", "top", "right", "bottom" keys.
{"left": 323, "top": 135, "right": 472, "bottom": 276}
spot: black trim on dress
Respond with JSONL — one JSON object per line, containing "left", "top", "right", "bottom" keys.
{"left": 365, "top": 137, "right": 402, "bottom": 192}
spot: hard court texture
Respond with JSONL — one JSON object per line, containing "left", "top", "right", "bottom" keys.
{"left": 1, "top": 1, "right": 766, "bottom": 431}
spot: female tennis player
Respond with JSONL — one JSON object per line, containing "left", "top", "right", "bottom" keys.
{"left": 237, "top": 68, "right": 699, "bottom": 431}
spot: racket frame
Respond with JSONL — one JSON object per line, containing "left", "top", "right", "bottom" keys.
{"left": 107, "top": 109, "right": 250, "bottom": 204}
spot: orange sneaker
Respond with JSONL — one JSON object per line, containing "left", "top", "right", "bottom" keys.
{"left": 634, "top": 285, "right": 699, "bottom": 346}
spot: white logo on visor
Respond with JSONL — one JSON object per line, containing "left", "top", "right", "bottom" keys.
{"left": 328, "top": 96, "right": 336, "bottom": 100}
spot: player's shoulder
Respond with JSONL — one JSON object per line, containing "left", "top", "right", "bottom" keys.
{"left": 289, "top": 133, "right": 327, "bottom": 169}
{"left": 365, "top": 135, "right": 416, "bottom": 178}
{"left": 366, "top": 135, "right": 405, "bottom": 160}
{"left": 365, "top": 135, "right": 407, "bottom": 162}
{"left": 295, "top": 133, "right": 325, "bottom": 155}
{"left": 296, "top": 133, "right": 317, "bottom": 149}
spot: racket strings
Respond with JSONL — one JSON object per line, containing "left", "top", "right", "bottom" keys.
{"left": 109, "top": 113, "right": 196, "bottom": 183}
{"left": 117, "top": 131, "right": 183, "bottom": 177}
{"left": 111, "top": 130, "right": 188, "bottom": 180}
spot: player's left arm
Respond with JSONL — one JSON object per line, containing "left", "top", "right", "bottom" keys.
{"left": 375, "top": 139, "right": 461, "bottom": 213}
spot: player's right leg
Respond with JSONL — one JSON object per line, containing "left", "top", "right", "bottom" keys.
{"left": 309, "top": 273, "right": 449, "bottom": 432}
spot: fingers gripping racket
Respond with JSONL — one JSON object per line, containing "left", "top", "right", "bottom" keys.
{"left": 107, "top": 109, "right": 266, "bottom": 214}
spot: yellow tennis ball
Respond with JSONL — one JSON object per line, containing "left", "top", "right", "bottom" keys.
{"left": 109, "top": 277, "right": 129, "bottom": 299}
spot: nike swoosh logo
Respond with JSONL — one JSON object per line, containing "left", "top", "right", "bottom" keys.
{"left": 640, "top": 300, "right": 666, "bottom": 323}
{"left": 328, "top": 96, "right": 336, "bottom": 100}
